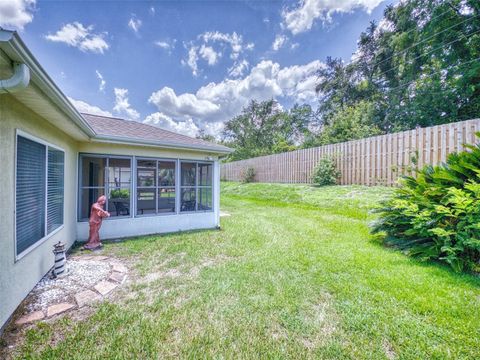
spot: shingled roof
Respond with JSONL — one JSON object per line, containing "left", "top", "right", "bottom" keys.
{"left": 81, "top": 113, "right": 232, "bottom": 154}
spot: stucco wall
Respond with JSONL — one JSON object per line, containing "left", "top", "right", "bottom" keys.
{"left": 0, "top": 97, "right": 223, "bottom": 330}
{"left": 0, "top": 95, "right": 79, "bottom": 329}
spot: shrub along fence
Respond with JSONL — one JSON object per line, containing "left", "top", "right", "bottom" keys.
{"left": 221, "top": 118, "right": 480, "bottom": 186}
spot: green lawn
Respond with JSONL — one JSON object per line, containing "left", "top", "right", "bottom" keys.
{"left": 9, "top": 183, "right": 480, "bottom": 359}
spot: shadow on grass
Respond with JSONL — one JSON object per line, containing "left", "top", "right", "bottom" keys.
{"left": 224, "top": 193, "right": 370, "bottom": 221}
{"left": 368, "top": 232, "right": 480, "bottom": 287}
{"left": 70, "top": 227, "right": 222, "bottom": 254}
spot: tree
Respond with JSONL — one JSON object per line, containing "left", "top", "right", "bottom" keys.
{"left": 222, "top": 100, "right": 312, "bottom": 161}
{"left": 316, "top": 101, "right": 382, "bottom": 145}
{"left": 315, "top": 57, "right": 360, "bottom": 124}
{"left": 196, "top": 129, "right": 217, "bottom": 143}
{"left": 286, "top": 104, "right": 317, "bottom": 145}
{"left": 315, "top": 0, "right": 480, "bottom": 134}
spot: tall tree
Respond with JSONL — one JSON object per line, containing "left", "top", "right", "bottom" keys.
{"left": 315, "top": 0, "right": 480, "bottom": 135}
{"left": 222, "top": 100, "right": 314, "bottom": 161}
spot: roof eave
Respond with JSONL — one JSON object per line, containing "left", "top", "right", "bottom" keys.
{"left": 0, "top": 29, "right": 96, "bottom": 138}
{"left": 91, "top": 134, "right": 234, "bottom": 154}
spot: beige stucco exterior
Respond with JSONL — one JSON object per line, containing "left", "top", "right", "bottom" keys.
{"left": 0, "top": 28, "right": 227, "bottom": 332}
{"left": 0, "top": 94, "right": 80, "bottom": 329}
{"left": 0, "top": 94, "right": 222, "bottom": 330}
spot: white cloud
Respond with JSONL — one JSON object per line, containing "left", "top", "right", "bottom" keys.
{"left": 272, "top": 34, "right": 287, "bottom": 51}
{"left": 182, "top": 45, "right": 199, "bottom": 76}
{"left": 147, "top": 59, "right": 323, "bottom": 136}
{"left": 95, "top": 70, "right": 106, "bottom": 92}
{"left": 201, "top": 31, "right": 253, "bottom": 60}
{"left": 155, "top": 39, "right": 175, "bottom": 50}
{"left": 376, "top": 17, "right": 394, "bottom": 33}
{"left": 155, "top": 41, "right": 170, "bottom": 49}
{"left": 113, "top": 88, "right": 140, "bottom": 120}
{"left": 282, "top": 0, "right": 383, "bottom": 35}
{"left": 128, "top": 14, "right": 142, "bottom": 33}
{"left": 459, "top": 1, "right": 474, "bottom": 15}
{"left": 199, "top": 45, "right": 220, "bottom": 66}
{"left": 182, "top": 31, "right": 254, "bottom": 76}
{"left": 228, "top": 59, "right": 249, "bottom": 78}
{"left": 0, "top": 0, "right": 35, "bottom": 30}
{"left": 149, "top": 6, "right": 155, "bottom": 16}
{"left": 45, "top": 22, "right": 109, "bottom": 54}
{"left": 143, "top": 112, "right": 199, "bottom": 137}
{"left": 149, "top": 86, "right": 220, "bottom": 119}
{"left": 67, "top": 97, "right": 112, "bottom": 117}
{"left": 290, "top": 42, "right": 300, "bottom": 50}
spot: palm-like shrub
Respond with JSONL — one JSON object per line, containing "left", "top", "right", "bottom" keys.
{"left": 372, "top": 136, "right": 480, "bottom": 272}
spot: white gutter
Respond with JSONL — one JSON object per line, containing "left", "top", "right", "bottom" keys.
{"left": 92, "top": 134, "right": 234, "bottom": 154}
{"left": 0, "top": 62, "right": 29, "bottom": 93}
{"left": 0, "top": 29, "right": 96, "bottom": 137}
{"left": 0, "top": 29, "right": 233, "bottom": 155}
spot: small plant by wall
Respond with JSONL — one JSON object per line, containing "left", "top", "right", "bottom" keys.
{"left": 241, "top": 166, "right": 256, "bottom": 183}
{"left": 372, "top": 135, "right": 480, "bottom": 272}
{"left": 110, "top": 189, "right": 129, "bottom": 198}
{"left": 312, "top": 156, "right": 340, "bottom": 186}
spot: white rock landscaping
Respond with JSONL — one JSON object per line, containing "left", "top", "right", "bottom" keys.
{"left": 14, "top": 254, "right": 128, "bottom": 326}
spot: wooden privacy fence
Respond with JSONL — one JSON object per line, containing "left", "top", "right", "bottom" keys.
{"left": 221, "top": 118, "right": 480, "bottom": 186}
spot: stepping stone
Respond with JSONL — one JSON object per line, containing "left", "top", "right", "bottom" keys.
{"left": 75, "top": 289, "right": 102, "bottom": 307}
{"left": 92, "top": 256, "right": 109, "bottom": 261}
{"left": 15, "top": 311, "right": 45, "bottom": 325}
{"left": 112, "top": 263, "right": 128, "bottom": 273}
{"left": 109, "top": 271, "right": 127, "bottom": 284}
{"left": 220, "top": 211, "right": 231, "bottom": 217}
{"left": 94, "top": 281, "right": 117, "bottom": 296}
{"left": 47, "top": 303, "right": 75, "bottom": 317}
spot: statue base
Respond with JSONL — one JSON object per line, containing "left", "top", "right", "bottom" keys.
{"left": 83, "top": 243, "right": 103, "bottom": 251}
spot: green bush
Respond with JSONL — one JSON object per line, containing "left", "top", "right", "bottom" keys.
{"left": 372, "top": 136, "right": 480, "bottom": 272}
{"left": 110, "top": 189, "right": 130, "bottom": 198}
{"left": 241, "top": 166, "right": 256, "bottom": 183}
{"left": 312, "top": 156, "right": 340, "bottom": 186}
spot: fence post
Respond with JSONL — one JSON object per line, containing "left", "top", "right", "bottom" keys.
{"left": 220, "top": 119, "right": 480, "bottom": 185}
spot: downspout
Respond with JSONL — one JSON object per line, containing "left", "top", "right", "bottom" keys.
{"left": 0, "top": 62, "right": 30, "bottom": 93}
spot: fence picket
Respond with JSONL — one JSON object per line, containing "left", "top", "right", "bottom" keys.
{"left": 221, "top": 119, "right": 480, "bottom": 186}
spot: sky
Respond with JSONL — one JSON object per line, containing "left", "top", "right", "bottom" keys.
{"left": 0, "top": 0, "right": 395, "bottom": 137}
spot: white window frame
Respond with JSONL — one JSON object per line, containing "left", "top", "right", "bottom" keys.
{"left": 77, "top": 153, "right": 133, "bottom": 222}
{"left": 14, "top": 130, "right": 65, "bottom": 261}
{"left": 135, "top": 157, "right": 178, "bottom": 217}
{"left": 76, "top": 155, "right": 215, "bottom": 221}
{"left": 179, "top": 160, "right": 214, "bottom": 213}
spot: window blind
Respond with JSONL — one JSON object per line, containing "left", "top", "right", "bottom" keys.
{"left": 16, "top": 136, "right": 46, "bottom": 255}
{"left": 47, "top": 148, "right": 64, "bottom": 233}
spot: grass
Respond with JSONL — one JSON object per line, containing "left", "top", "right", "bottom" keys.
{"left": 7, "top": 182, "right": 480, "bottom": 359}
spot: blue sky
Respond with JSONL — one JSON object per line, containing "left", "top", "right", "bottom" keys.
{"left": 1, "top": 0, "right": 395, "bottom": 137}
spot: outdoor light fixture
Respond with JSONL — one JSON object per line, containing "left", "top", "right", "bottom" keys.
{"left": 52, "top": 241, "right": 67, "bottom": 278}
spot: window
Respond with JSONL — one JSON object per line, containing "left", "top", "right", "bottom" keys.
{"left": 180, "top": 162, "right": 213, "bottom": 212}
{"left": 16, "top": 134, "right": 65, "bottom": 257}
{"left": 136, "top": 159, "right": 176, "bottom": 215}
{"left": 79, "top": 156, "right": 131, "bottom": 220}
{"left": 47, "top": 148, "right": 65, "bottom": 233}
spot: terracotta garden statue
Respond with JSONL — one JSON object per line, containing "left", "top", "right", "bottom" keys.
{"left": 84, "top": 195, "right": 110, "bottom": 250}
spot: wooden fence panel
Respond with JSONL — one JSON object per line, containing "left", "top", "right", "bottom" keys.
{"left": 221, "top": 119, "right": 480, "bottom": 186}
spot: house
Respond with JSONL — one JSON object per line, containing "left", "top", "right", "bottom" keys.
{"left": 0, "top": 29, "right": 232, "bottom": 330}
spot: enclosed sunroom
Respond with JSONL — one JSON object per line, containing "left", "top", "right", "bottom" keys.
{"left": 0, "top": 29, "right": 232, "bottom": 330}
